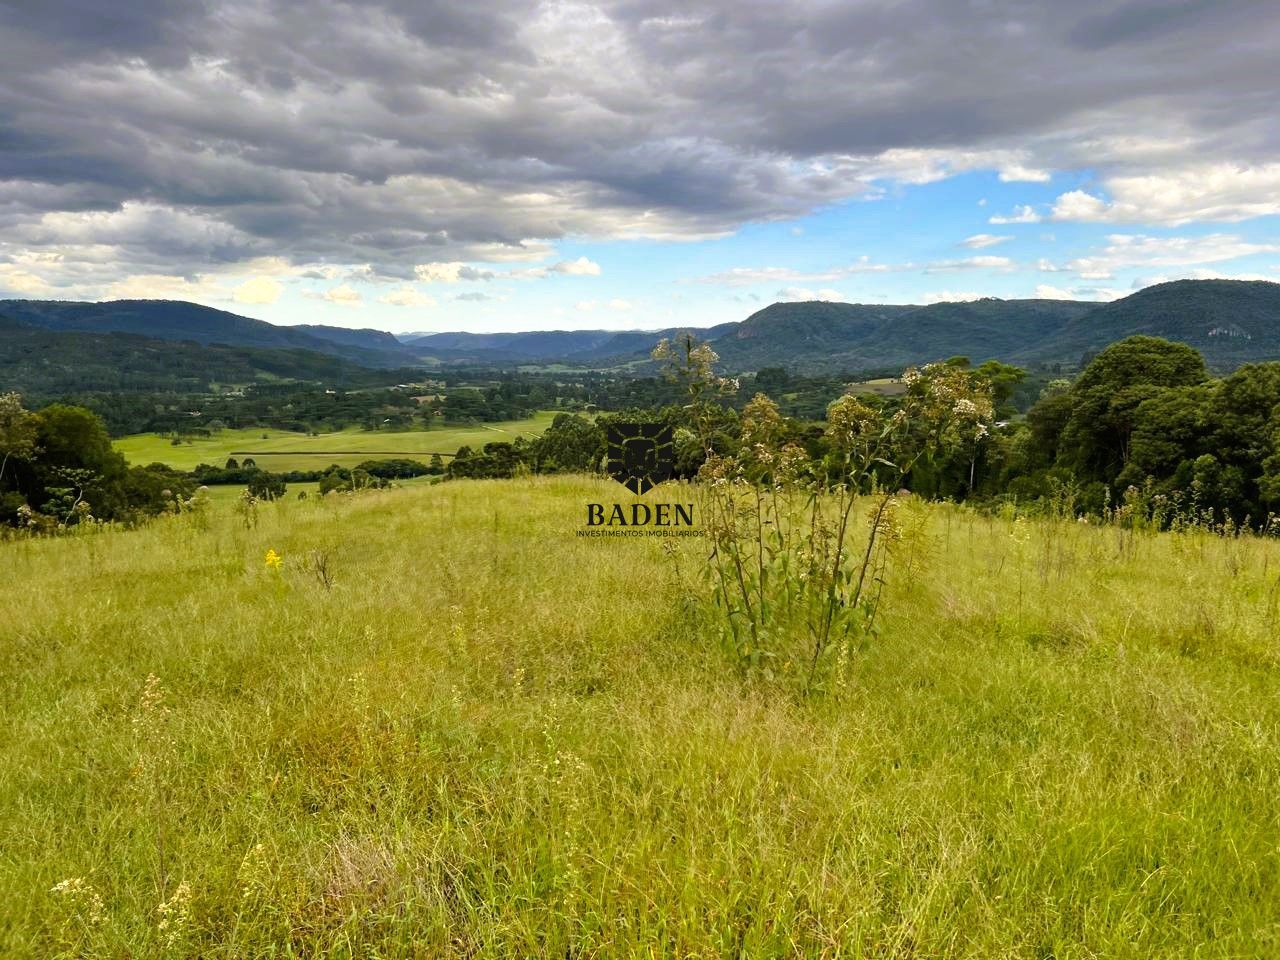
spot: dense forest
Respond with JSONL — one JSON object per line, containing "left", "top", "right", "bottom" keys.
{"left": 4, "top": 332, "right": 1279, "bottom": 533}
{"left": 445, "top": 335, "right": 1280, "bottom": 531}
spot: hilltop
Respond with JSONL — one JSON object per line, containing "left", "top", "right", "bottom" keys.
{"left": 2, "top": 478, "right": 1276, "bottom": 955}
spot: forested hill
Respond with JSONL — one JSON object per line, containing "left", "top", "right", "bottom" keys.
{"left": 1023, "top": 280, "right": 1280, "bottom": 368}
{"left": 2, "top": 279, "right": 1279, "bottom": 375}
{"left": 717, "top": 281, "right": 1280, "bottom": 372}
{"left": 0, "top": 299, "right": 412, "bottom": 367}
{"left": 0, "top": 315, "right": 425, "bottom": 399}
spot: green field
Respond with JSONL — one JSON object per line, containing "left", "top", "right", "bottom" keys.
{"left": 845, "top": 377, "right": 907, "bottom": 396}
{"left": 114, "top": 411, "right": 559, "bottom": 471}
{"left": 4, "top": 479, "right": 1279, "bottom": 956}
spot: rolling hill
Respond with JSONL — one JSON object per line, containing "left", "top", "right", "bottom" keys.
{"left": 3, "top": 280, "right": 1279, "bottom": 378}
{"left": 0, "top": 313, "right": 426, "bottom": 398}
{"left": 712, "top": 282, "right": 1280, "bottom": 373}
{"left": 1021, "top": 280, "right": 1280, "bottom": 368}
{"left": 0, "top": 299, "right": 413, "bottom": 367}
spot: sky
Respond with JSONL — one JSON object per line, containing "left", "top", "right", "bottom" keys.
{"left": 0, "top": 1, "right": 1278, "bottom": 334}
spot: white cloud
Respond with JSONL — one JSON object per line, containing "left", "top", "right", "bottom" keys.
{"left": 1050, "top": 164, "right": 1280, "bottom": 225}
{"left": 1131, "top": 269, "right": 1278, "bottom": 287}
{"left": 960, "top": 233, "right": 1012, "bottom": 249}
{"left": 414, "top": 262, "right": 496, "bottom": 283}
{"left": 0, "top": 264, "right": 52, "bottom": 295}
{"left": 920, "top": 291, "right": 985, "bottom": 304}
{"left": 988, "top": 205, "right": 1042, "bottom": 225}
{"left": 549, "top": 256, "right": 602, "bottom": 276}
{"left": 776, "top": 287, "right": 847, "bottom": 302}
{"left": 1065, "top": 233, "right": 1280, "bottom": 279}
{"left": 1033, "top": 283, "right": 1125, "bottom": 301}
{"left": 102, "top": 273, "right": 226, "bottom": 301}
{"left": 999, "top": 165, "right": 1051, "bottom": 183}
{"left": 416, "top": 257, "right": 600, "bottom": 283}
{"left": 696, "top": 257, "right": 894, "bottom": 286}
{"left": 322, "top": 283, "right": 361, "bottom": 305}
{"left": 925, "top": 256, "right": 1014, "bottom": 273}
{"left": 1033, "top": 284, "right": 1075, "bottom": 300}
{"left": 1049, "top": 190, "right": 1111, "bottom": 222}
{"left": 378, "top": 285, "right": 437, "bottom": 308}
{"left": 233, "top": 276, "right": 282, "bottom": 305}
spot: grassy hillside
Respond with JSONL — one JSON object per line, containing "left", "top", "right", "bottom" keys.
{"left": 3, "top": 479, "right": 1278, "bottom": 956}
{"left": 115, "top": 412, "right": 559, "bottom": 471}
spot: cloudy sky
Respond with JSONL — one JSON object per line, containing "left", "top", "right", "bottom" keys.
{"left": 1, "top": 1, "right": 1278, "bottom": 333}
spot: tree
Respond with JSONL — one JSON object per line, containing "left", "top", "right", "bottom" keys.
{"left": 0, "top": 392, "right": 38, "bottom": 487}
{"left": 974, "top": 360, "right": 1027, "bottom": 418}
{"left": 29, "top": 404, "right": 131, "bottom": 520}
{"left": 1056, "top": 337, "right": 1206, "bottom": 481}
{"left": 531, "top": 413, "right": 603, "bottom": 472}
{"left": 1120, "top": 385, "right": 1214, "bottom": 489}
{"left": 247, "top": 471, "right": 286, "bottom": 501}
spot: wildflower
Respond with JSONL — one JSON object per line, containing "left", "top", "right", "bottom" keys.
{"left": 156, "top": 881, "right": 193, "bottom": 948}
{"left": 264, "top": 548, "right": 283, "bottom": 570}
{"left": 237, "top": 843, "right": 271, "bottom": 901}
{"left": 51, "top": 877, "right": 106, "bottom": 926}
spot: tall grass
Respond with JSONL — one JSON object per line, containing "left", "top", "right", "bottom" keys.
{"left": 2, "top": 477, "right": 1278, "bottom": 957}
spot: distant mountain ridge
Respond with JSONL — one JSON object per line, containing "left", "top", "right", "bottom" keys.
{"left": 0, "top": 299, "right": 412, "bottom": 367}
{"left": 0, "top": 313, "right": 423, "bottom": 399}
{"left": 3, "top": 280, "right": 1279, "bottom": 375}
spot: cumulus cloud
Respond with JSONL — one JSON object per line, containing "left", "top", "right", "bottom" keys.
{"left": 1064, "top": 233, "right": 1280, "bottom": 279}
{"left": 1050, "top": 164, "right": 1280, "bottom": 225}
{"left": 924, "top": 256, "right": 1015, "bottom": 273}
{"left": 0, "top": 264, "right": 53, "bottom": 295}
{"left": 999, "top": 165, "right": 1051, "bottom": 183}
{"left": 960, "top": 234, "right": 1011, "bottom": 249}
{"left": 103, "top": 274, "right": 226, "bottom": 301}
{"left": 1033, "top": 283, "right": 1125, "bottom": 301}
{"left": 548, "top": 256, "right": 602, "bottom": 276}
{"left": 776, "top": 287, "right": 847, "bottom": 302}
{"left": 696, "top": 258, "right": 895, "bottom": 286}
{"left": 415, "top": 256, "right": 601, "bottom": 283}
{"left": 988, "top": 205, "right": 1043, "bottom": 225}
{"left": 233, "top": 276, "right": 283, "bottom": 304}
{"left": 0, "top": 0, "right": 1277, "bottom": 296}
{"left": 378, "top": 285, "right": 437, "bottom": 307}
{"left": 414, "top": 262, "right": 498, "bottom": 283}
{"left": 321, "top": 284, "right": 362, "bottom": 305}
{"left": 920, "top": 291, "right": 986, "bottom": 304}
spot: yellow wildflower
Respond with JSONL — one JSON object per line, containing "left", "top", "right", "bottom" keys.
{"left": 264, "top": 548, "right": 283, "bottom": 570}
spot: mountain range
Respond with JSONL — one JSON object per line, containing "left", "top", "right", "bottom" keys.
{"left": 3, "top": 280, "right": 1280, "bottom": 388}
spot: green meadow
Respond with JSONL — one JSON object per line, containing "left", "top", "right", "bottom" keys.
{"left": 113, "top": 411, "right": 559, "bottom": 472}
{"left": 3, "top": 477, "right": 1279, "bottom": 957}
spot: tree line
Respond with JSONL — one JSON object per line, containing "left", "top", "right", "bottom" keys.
{"left": 445, "top": 335, "right": 1280, "bottom": 530}
{"left": 5, "top": 333, "right": 1278, "bottom": 532}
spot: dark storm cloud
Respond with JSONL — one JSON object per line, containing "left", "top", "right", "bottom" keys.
{"left": 0, "top": 0, "right": 1276, "bottom": 288}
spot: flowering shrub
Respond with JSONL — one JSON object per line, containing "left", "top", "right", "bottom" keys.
{"left": 666, "top": 342, "right": 996, "bottom": 693}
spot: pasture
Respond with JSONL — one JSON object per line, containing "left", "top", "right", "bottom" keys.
{"left": 3, "top": 478, "right": 1279, "bottom": 957}
{"left": 113, "top": 411, "right": 559, "bottom": 472}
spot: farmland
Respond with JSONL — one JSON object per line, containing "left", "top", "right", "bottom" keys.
{"left": 113, "top": 411, "right": 559, "bottom": 472}
{"left": 3, "top": 478, "right": 1278, "bottom": 957}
